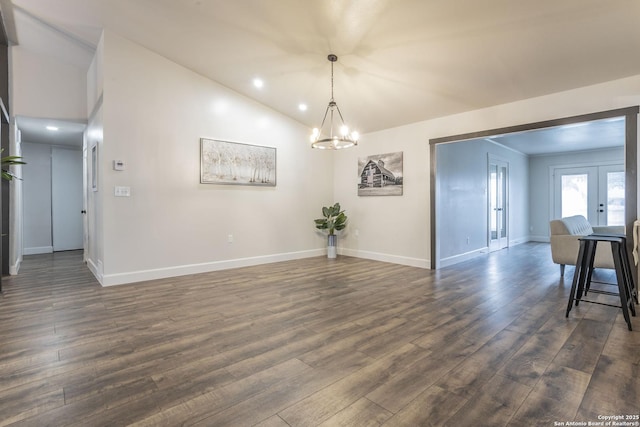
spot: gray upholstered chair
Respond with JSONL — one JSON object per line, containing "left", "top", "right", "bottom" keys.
{"left": 549, "top": 215, "right": 624, "bottom": 276}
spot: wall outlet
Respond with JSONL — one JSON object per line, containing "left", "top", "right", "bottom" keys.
{"left": 227, "top": 234, "right": 234, "bottom": 243}
{"left": 466, "top": 237, "right": 470, "bottom": 244}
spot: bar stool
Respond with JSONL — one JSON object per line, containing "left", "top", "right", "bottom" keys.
{"left": 588, "top": 234, "right": 638, "bottom": 305}
{"left": 565, "top": 234, "right": 637, "bottom": 331}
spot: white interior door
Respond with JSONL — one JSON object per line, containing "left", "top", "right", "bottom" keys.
{"left": 52, "top": 147, "right": 83, "bottom": 251}
{"left": 488, "top": 159, "right": 509, "bottom": 252}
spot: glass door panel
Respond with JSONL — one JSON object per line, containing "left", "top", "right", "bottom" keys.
{"left": 560, "top": 173, "right": 589, "bottom": 218}
{"left": 489, "top": 164, "right": 498, "bottom": 240}
{"left": 598, "top": 165, "right": 625, "bottom": 226}
{"left": 554, "top": 167, "right": 598, "bottom": 224}
{"left": 554, "top": 165, "right": 623, "bottom": 227}
{"left": 488, "top": 159, "right": 508, "bottom": 252}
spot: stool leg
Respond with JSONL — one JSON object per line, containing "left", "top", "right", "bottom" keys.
{"left": 621, "top": 242, "right": 638, "bottom": 304}
{"left": 612, "top": 241, "right": 633, "bottom": 331}
{"left": 616, "top": 242, "right": 636, "bottom": 317}
{"left": 576, "top": 240, "right": 596, "bottom": 304}
{"left": 582, "top": 240, "right": 597, "bottom": 297}
{"left": 567, "top": 240, "right": 587, "bottom": 316}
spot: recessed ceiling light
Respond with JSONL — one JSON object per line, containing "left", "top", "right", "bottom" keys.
{"left": 298, "top": 103, "right": 307, "bottom": 111}
{"left": 46, "top": 126, "right": 59, "bottom": 131}
{"left": 253, "top": 78, "right": 264, "bottom": 89}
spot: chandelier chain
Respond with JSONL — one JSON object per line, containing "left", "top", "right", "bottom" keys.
{"left": 330, "top": 60, "right": 334, "bottom": 101}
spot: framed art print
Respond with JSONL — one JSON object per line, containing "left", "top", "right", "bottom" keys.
{"left": 200, "top": 138, "right": 276, "bottom": 186}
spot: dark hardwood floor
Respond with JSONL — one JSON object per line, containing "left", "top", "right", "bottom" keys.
{"left": 0, "top": 243, "right": 638, "bottom": 426}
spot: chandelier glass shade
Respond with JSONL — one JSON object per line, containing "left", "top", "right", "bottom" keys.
{"left": 310, "top": 54, "right": 359, "bottom": 149}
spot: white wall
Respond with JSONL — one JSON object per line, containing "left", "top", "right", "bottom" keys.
{"left": 435, "top": 139, "right": 529, "bottom": 265}
{"left": 333, "top": 123, "right": 430, "bottom": 268}
{"left": 96, "top": 32, "right": 333, "bottom": 285}
{"left": 437, "top": 141, "right": 490, "bottom": 260}
{"left": 334, "top": 75, "right": 640, "bottom": 269}
{"left": 85, "top": 104, "right": 103, "bottom": 279}
{"left": 85, "top": 34, "right": 104, "bottom": 282}
{"left": 529, "top": 147, "right": 624, "bottom": 241}
{"left": 11, "top": 47, "right": 87, "bottom": 120}
{"left": 22, "top": 142, "right": 52, "bottom": 254}
{"left": 505, "top": 147, "right": 530, "bottom": 245}
{"left": 8, "top": 127, "right": 23, "bottom": 274}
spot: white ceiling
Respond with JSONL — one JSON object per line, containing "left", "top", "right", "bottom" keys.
{"left": 3, "top": 0, "right": 639, "bottom": 151}
{"left": 484, "top": 116, "right": 626, "bottom": 155}
{"left": 16, "top": 116, "right": 85, "bottom": 147}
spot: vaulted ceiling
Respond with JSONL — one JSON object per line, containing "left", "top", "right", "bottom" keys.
{"left": 2, "top": 0, "right": 640, "bottom": 146}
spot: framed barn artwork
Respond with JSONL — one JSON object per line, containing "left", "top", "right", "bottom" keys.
{"left": 200, "top": 138, "right": 276, "bottom": 186}
{"left": 358, "top": 152, "right": 403, "bottom": 196}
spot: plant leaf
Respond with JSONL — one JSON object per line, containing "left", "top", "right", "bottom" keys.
{"left": 316, "top": 203, "right": 347, "bottom": 235}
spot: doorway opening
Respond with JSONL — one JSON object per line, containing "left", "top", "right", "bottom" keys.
{"left": 17, "top": 116, "right": 85, "bottom": 258}
{"left": 430, "top": 106, "right": 638, "bottom": 270}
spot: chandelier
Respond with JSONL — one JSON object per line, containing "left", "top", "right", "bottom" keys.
{"left": 310, "top": 54, "right": 359, "bottom": 149}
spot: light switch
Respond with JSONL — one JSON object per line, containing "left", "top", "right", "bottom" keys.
{"left": 114, "top": 186, "right": 131, "bottom": 197}
{"left": 113, "top": 160, "right": 126, "bottom": 171}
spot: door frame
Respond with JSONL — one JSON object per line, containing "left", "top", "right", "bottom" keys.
{"left": 429, "top": 106, "right": 638, "bottom": 271}
{"left": 488, "top": 156, "right": 509, "bottom": 252}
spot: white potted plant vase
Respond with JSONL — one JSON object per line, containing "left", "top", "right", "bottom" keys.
{"left": 327, "top": 234, "right": 337, "bottom": 259}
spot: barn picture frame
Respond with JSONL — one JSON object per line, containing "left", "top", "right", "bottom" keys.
{"left": 358, "top": 151, "right": 403, "bottom": 196}
{"left": 200, "top": 138, "right": 276, "bottom": 186}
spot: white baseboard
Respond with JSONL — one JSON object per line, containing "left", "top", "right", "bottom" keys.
{"left": 340, "top": 248, "right": 430, "bottom": 269}
{"left": 88, "top": 240, "right": 553, "bottom": 287}
{"left": 23, "top": 246, "right": 53, "bottom": 255}
{"left": 86, "top": 258, "right": 104, "bottom": 285}
{"left": 529, "top": 235, "right": 550, "bottom": 243}
{"left": 9, "top": 258, "right": 22, "bottom": 275}
{"left": 509, "top": 238, "right": 529, "bottom": 246}
{"left": 101, "top": 249, "right": 325, "bottom": 286}
{"left": 439, "top": 247, "right": 488, "bottom": 268}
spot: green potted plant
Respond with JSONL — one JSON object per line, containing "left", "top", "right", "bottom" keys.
{"left": 314, "top": 202, "right": 347, "bottom": 259}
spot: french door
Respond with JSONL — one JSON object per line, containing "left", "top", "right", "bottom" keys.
{"left": 553, "top": 164, "right": 624, "bottom": 226}
{"left": 488, "top": 158, "right": 509, "bottom": 252}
